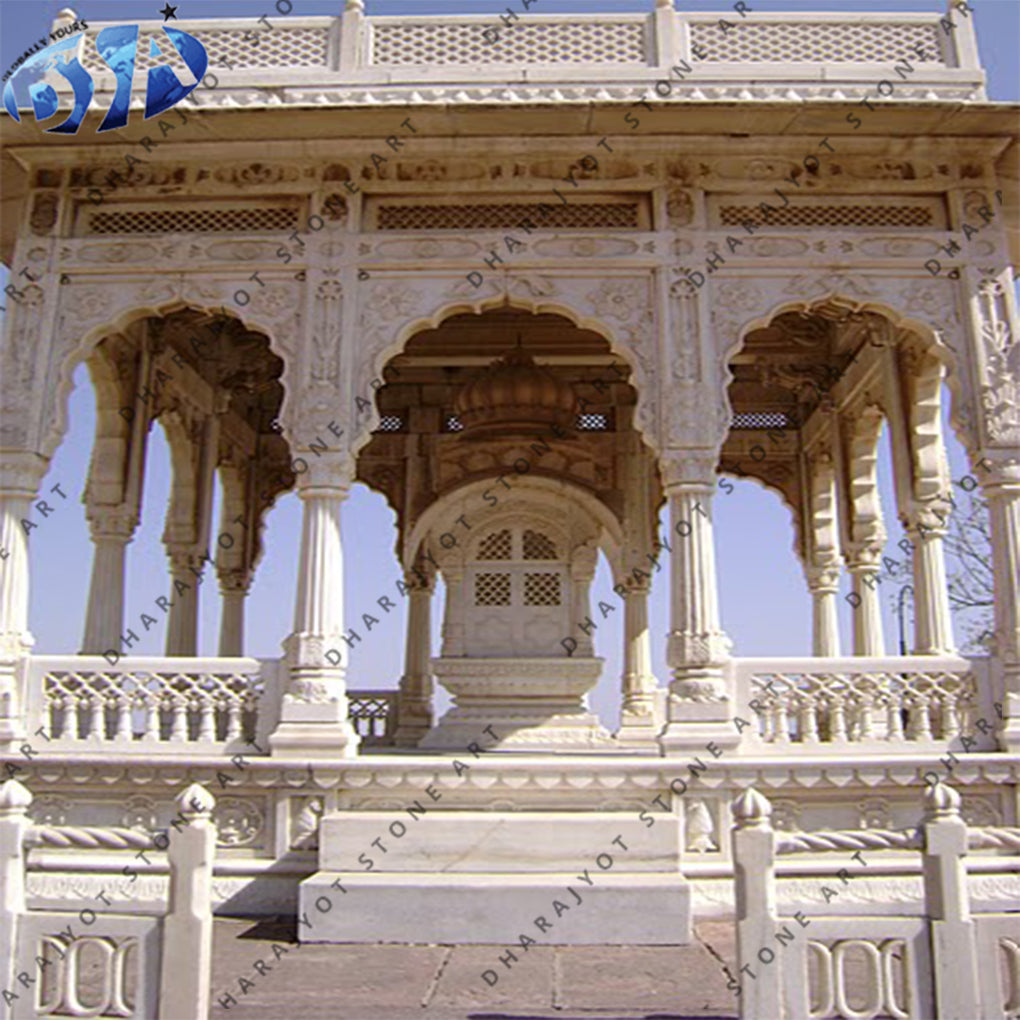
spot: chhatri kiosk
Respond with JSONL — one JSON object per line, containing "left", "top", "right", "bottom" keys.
{"left": 0, "top": 0, "right": 1018, "bottom": 980}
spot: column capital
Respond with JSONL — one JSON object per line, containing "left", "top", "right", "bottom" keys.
{"left": 294, "top": 453, "right": 356, "bottom": 495}
{"left": 0, "top": 452, "right": 49, "bottom": 496}
{"left": 804, "top": 563, "right": 841, "bottom": 594}
{"left": 86, "top": 505, "right": 139, "bottom": 541}
{"left": 660, "top": 450, "right": 718, "bottom": 493}
{"left": 976, "top": 450, "right": 1020, "bottom": 489}
{"left": 217, "top": 567, "right": 252, "bottom": 596}
{"left": 844, "top": 541, "right": 884, "bottom": 572}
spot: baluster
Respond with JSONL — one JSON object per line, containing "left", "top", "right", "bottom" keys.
{"left": 81, "top": 695, "right": 98, "bottom": 741}
{"left": 773, "top": 700, "right": 790, "bottom": 743}
{"left": 941, "top": 697, "right": 960, "bottom": 740}
{"left": 857, "top": 697, "right": 874, "bottom": 740}
{"left": 169, "top": 696, "right": 188, "bottom": 742}
{"left": 758, "top": 692, "right": 775, "bottom": 741}
{"left": 829, "top": 699, "right": 847, "bottom": 742}
{"left": 798, "top": 699, "right": 820, "bottom": 744}
{"left": 225, "top": 700, "right": 242, "bottom": 742}
{"left": 914, "top": 697, "right": 933, "bottom": 741}
{"left": 197, "top": 694, "right": 216, "bottom": 743}
{"left": 113, "top": 690, "right": 131, "bottom": 742}
{"left": 139, "top": 694, "right": 157, "bottom": 742}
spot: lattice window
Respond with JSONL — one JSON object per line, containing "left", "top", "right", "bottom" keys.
{"left": 478, "top": 530, "right": 513, "bottom": 560}
{"left": 689, "top": 20, "right": 943, "bottom": 64}
{"left": 443, "top": 414, "right": 464, "bottom": 433}
{"left": 85, "top": 205, "right": 299, "bottom": 235}
{"left": 376, "top": 201, "right": 641, "bottom": 232}
{"left": 523, "top": 529, "right": 558, "bottom": 560}
{"left": 732, "top": 412, "right": 793, "bottom": 429}
{"left": 79, "top": 26, "right": 330, "bottom": 74}
{"left": 720, "top": 203, "right": 934, "bottom": 229}
{"left": 577, "top": 413, "right": 610, "bottom": 431}
{"left": 371, "top": 19, "right": 647, "bottom": 66}
{"left": 375, "top": 415, "right": 405, "bottom": 433}
{"left": 475, "top": 572, "right": 511, "bottom": 606}
{"left": 347, "top": 693, "right": 395, "bottom": 741}
{"left": 524, "top": 572, "right": 562, "bottom": 606}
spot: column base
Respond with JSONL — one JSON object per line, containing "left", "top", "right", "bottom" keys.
{"left": 658, "top": 676, "right": 740, "bottom": 756}
{"left": 269, "top": 701, "right": 360, "bottom": 758}
{"left": 615, "top": 712, "right": 661, "bottom": 749}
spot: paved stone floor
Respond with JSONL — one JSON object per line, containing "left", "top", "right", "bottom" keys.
{"left": 211, "top": 919, "right": 740, "bottom": 1020}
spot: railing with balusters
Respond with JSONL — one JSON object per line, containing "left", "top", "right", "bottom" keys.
{"left": 21, "top": 656, "right": 282, "bottom": 755}
{"left": 731, "top": 655, "right": 1001, "bottom": 753}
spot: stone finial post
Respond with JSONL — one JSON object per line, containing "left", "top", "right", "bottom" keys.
{"left": 920, "top": 780, "right": 981, "bottom": 1019}
{"left": 159, "top": 783, "right": 216, "bottom": 1020}
{"left": 730, "top": 787, "right": 782, "bottom": 1019}
{"left": 0, "top": 780, "right": 32, "bottom": 996}
{"left": 339, "top": 0, "right": 365, "bottom": 72}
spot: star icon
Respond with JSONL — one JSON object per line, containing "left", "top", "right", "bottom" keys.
{"left": 160, "top": 3, "right": 178, "bottom": 20}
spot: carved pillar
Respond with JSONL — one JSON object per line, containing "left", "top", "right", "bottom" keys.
{"left": 805, "top": 566, "right": 841, "bottom": 657}
{"left": 570, "top": 542, "right": 598, "bottom": 658}
{"left": 905, "top": 504, "right": 954, "bottom": 655}
{"left": 802, "top": 449, "right": 842, "bottom": 658}
{"left": 217, "top": 569, "right": 250, "bottom": 658}
{"left": 269, "top": 455, "right": 359, "bottom": 758}
{"left": 979, "top": 453, "right": 1020, "bottom": 750}
{"left": 845, "top": 546, "right": 886, "bottom": 656}
{"left": 0, "top": 454, "right": 47, "bottom": 749}
{"left": 393, "top": 571, "right": 435, "bottom": 747}
{"left": 617, "top": 578, "right": 659, "bottom": 746}
{"left": 659, "top": 454, "right": 735, "bottom": 754}
{"left": 81, "top": 512, "right": 137, "bottom": 654}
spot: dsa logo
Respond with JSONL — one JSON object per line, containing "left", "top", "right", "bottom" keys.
{"left": 3, "top": 25, "right": 208, "bottom": 134}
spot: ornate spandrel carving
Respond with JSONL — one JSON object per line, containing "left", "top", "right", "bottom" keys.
{"left": 309, "top": 279, "right": 343, "bottom": 394}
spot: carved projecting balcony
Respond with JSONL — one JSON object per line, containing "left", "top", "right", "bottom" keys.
{"left": 58, "top": 6, "right": 986, "bottom": 109}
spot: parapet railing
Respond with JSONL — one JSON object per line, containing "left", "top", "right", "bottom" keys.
{"left": 731, "top": 783, "right": 1020, "bottom": 1019}
{"left": 731, "top": 654, "right": 1002, "bottom": 753}
{"left": 0, "top": 779, "right": 215, "bottom": 1019}
{"left": 20, "top": 655, "right": 283, "bottom": 755}
{"left": 54, "top": 5, "right": 985, "bottom": 101}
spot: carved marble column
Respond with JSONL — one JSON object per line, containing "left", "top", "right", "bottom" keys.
{"left": 979, "top": 453, "right": 1020, "bottom": 751}
{"left": 905, "top": 504, "right": 954, "bottom": 655}
{"left": 659, "top": 454, "right": 735, "bottom": 754}
{"left": 845, "top": 545, "right": 886, "bottom": 656}
{"left": 805, "top": 565, "right": 841, "bottom": 658}
{"left": 616, "top": 578, "right": 659, "bottom": 746}
{"left": 393, "top": 571, "right": 434, "bottom": 747}
{"left": 217, "top": 568, "right": 251, "bottom": 658}
{"left": 0, "top": 454, "right": 47, "bottom": 749}
{"left": 80, "top": 511, "right": 137, "bottom": 654}
{"left": 269, "top": 455, "right": 358, "bottom": 758}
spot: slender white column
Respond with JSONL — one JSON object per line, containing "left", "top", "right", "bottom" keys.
{"left": 394, "top": 574, "right": 434, "bottom": 747}
{"left": 907, "top": 507, "right": 954, "bottom": 655}
{"left": 660, "top": 456, "right": 734, "bottom": 754}
{"left": 846, "top": 547, "right": 885, "bottom": 656}
{"left": 0, "top": 456, "right": 48, "bottom": 749}
{"left": 621, "top": 581, "right": 655, "bottom": 714}
{"left": 805, "top": 566, "right": 841, "bottom": 657}
{"left": 81, "top": 515, "right": 136, "bottom": 654}
{"left": 217, "top": 569, "right": 250, "bottom": 657}
{"left": 981, "top": 455, "right": 1020, "bottom": 750}
{"left": 270, "top": 458, "right": 358, "bottom": 757}
{"left": 165, "top": 548, "right": 203, "bottom": 656}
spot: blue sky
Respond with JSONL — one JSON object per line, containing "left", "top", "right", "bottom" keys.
{"left": 1, "top": 0, "right": 1016, "bottom": 729}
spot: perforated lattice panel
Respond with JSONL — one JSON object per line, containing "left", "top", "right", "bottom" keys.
{"left": 720, "top": 204, "right": 934, "bottom": 229}
{"left": 523, "top": 530, "right": 558, "bottom": 560}
{"left": 475, "top": 572, "right": 511, "bottom": 606}
{"left": 524, "top": 572, "right": 562, "bottom": 606}
{"left": 86, "top": 205, "right": 299, "bottom": 235}
{"left": 375, "top": 415, "right": 405, "bottom": 433}
{"left": 80, "top": 26, "right": 330, "bottom": 73}
{"left": 690, "top": 20, "right": 943, "bottom": 63}
{"left": 732, "top": 412, "right": 793, "bottom": 429}
{"left": 478, "top": 530, "right": 513, "bottom": 560}
{"left": 371, "top": 19, "right": 647, "bottom": 66}
{"left": 577, "top": 413, "right": 610, "bottom": 431}
{"left": 376, "top": 202, "right": 641, "bottom": 231}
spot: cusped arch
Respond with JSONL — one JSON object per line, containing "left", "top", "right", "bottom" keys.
{"left": 41, "top": 288, "right": 293, "bottom": 464}
{"left": 718, "top": 289, "right": 977, "bottom": 467}
{"left": 353, "top": 289, "right": 660, "bottom": 460}
{"left": 403, "top": 474, "right": 625, "bottom": 580}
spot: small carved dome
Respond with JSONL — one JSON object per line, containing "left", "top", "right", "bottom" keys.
{"left": 454, "top": 346, "right": 577, "bottom": 437}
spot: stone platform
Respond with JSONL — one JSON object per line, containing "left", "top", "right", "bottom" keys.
{"left": 300, "top": 810, "right": 692, "bottom": 945}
